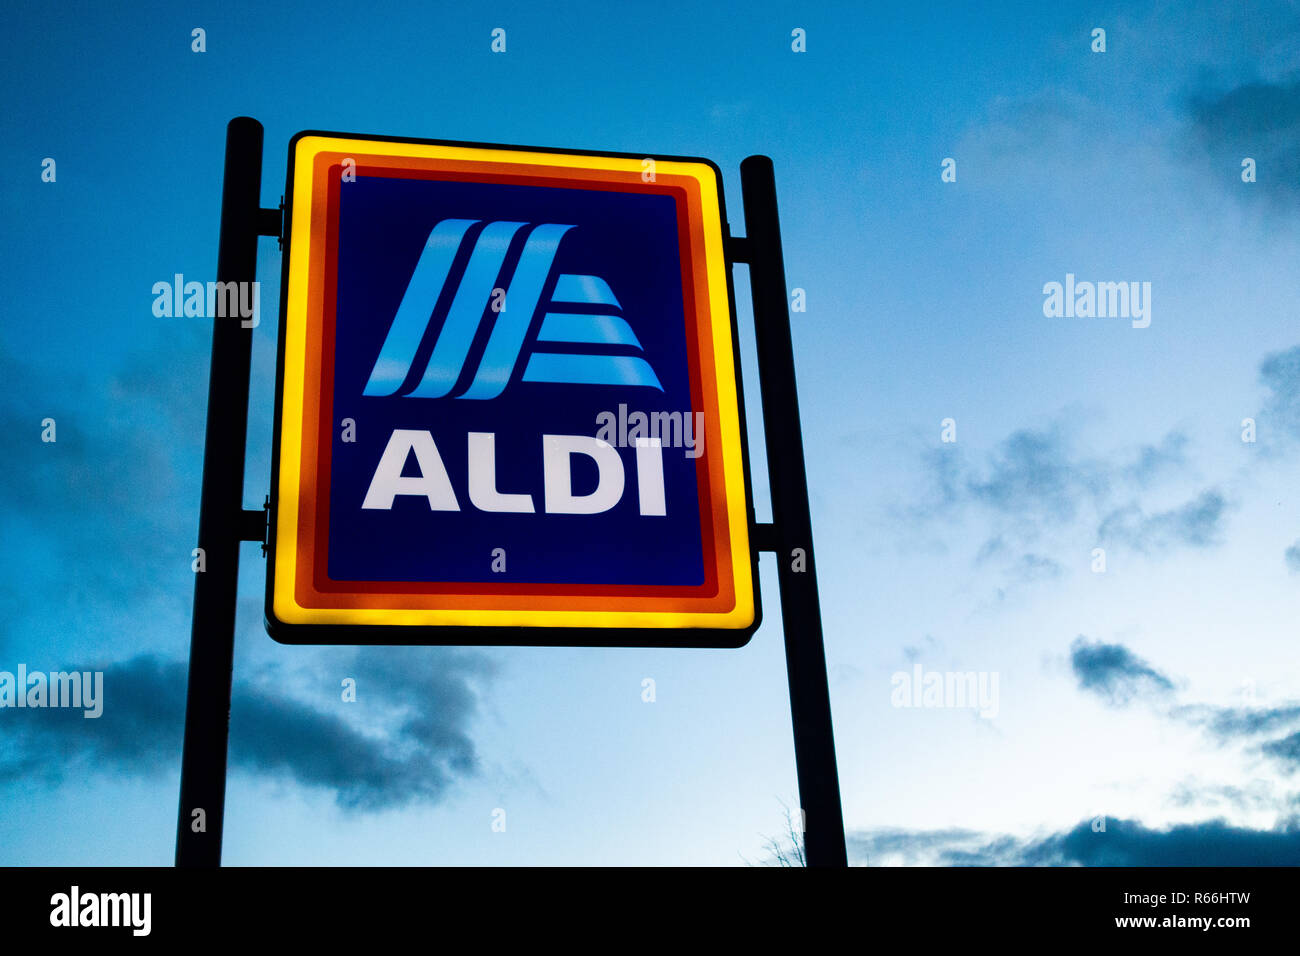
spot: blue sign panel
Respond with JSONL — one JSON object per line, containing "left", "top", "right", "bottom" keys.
{"left": 329, "top": 176, "right": 704, "bottom": 587}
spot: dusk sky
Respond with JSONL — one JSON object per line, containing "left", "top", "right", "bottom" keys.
{"left": 3, "top": 0, "right": 1300, "bottom": 865}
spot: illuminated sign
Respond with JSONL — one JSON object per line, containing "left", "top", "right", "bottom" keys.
{"left": 266, "top": 132, "right": 757, "bottom": 645}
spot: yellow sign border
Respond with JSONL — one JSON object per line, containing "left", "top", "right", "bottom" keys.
{"left": 271, "top": 135, "right": 754, "bottom": 632}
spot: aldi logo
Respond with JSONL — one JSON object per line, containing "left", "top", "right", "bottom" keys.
{"left": 363, "top": 220, "right": 663, "bottom": 398}
{"left": 267, "top": 133, "right": 757, "bottom": 645}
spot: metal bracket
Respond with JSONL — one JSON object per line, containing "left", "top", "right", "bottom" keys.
{"left": 751, "top": 521, "right": 778, "bottom": 553}
{"left": 725, "top": 235, "right": 752, "bottom": 264}
{"left": 239, "top": 497, "right": 269, "bottom": 555}
{"left": 257, "top": 203, "right": 283, "bottom": 248}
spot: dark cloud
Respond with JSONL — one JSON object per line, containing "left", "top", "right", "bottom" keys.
{"left": 850, "top": 818, "right": 1300, "bottom": 866}
{"left": 230, "top": 645, "right": 495, "bottom": 811}
{"left": 848, "top": 827, "right": 987, "bottom": 865}
{"left": 910, "top": 353, "right": 1286, "bottom": 573}
{"left": 1175, "top": 702, "right": 1300, "bottom": 739}
{"left": 1023, "top": 818, "right": 1300, "bottom": 866}
{"left": 1189, "top": 79, "right": 1300, "bottom": 209}
{"left": 1287, "top": 541, "right": 1300, "bottom": 573}
{"left": 859, "top": 629, "right": 1300, "bottom": 863}
{"left": 1261, "top": 732, "right": 1300, "bottom": 771}
{"left": 1123, "top": 432, "right": 1190, "bottom": 486}
{"left": 1259, "top": 345, "right": 1300, "bottom": 444}
{"left": 1162, "top": 696, "right": 1300, "bottom": 775}
{"left": 1175, "top": 702, "right": 1300, "bottom": 774}
{"left": 1067, "top": 636, "right": 1300, "bottom": 775}
{"left": 1020, "top": 818, "right": 1300, "bottom": 866}
{"left": 0, "top": 342, "right": 208, "bottom": 639}
{"left": 0, "top": 648, "right": 495, "bottom": 811}
{"left": 964, "top": 427, "right": 1108, "bottom": 523}
{"left": 0, "top": 655, "right": 185, "bottom": 783}
{"left": 1070, "top": 639, "right": 1300, "bottom": 759}
{"left": 918, "top": 422, "right": 1210, "bottom": 563}
{"left": 1069, "top": 637, "right": 1175, "bottom": 705}
{"left": 1097, "top": 490, "right": 1228, "bottom": 553}
{"left": 0, "top": 347, "right": 501, "bottom": 812}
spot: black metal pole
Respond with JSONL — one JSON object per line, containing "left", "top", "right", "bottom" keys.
{"left": 740, "top": 155, "right": 848, "bottom": 867}
{"left": 175, "top": 117, "right": 265, "bottom": 867}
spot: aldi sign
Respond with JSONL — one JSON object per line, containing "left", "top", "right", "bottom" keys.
{"left": 266, "top": 133, "right": 758, "bottom": 645}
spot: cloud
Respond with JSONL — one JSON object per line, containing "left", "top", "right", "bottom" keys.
{"left": 1020, "top": 818, "right": 1300, "bottom": 866}
{"left": 920, "top": 420, "right": 1204, "bottom": 549}
{"left": 1067, "top": 634, "right": 1300, "bottom": 773}
{"left": 1259, "top": 345, "right": 1300, "bottom": 444}
{"left": 1068, "top": 640, "right": 1300, "bottom": 752}
{"left": 0, "top": 648, "right": 495, "bottom": 811}
{"left": 1123, "top": 432, "right": 1190, "bottom": 486}
{"left": 910, "top": 344, "right": 1295, "bottom": 575}
{"left": 1167, "top": 779, "right": 1284, "bottom": 814}
{"left": 923, "top": 444, "right": 964, "bottom": 511}
{"left": 848, "top": 826, "right": 988, "bottom": 865}
{"left": 850, "top": 818, "right": 1300, "bottom": 866}
{"left": 964, "top": 426, "right": 1109, "bottom": 524}
{"left": 1014, "top": 553, "right": 1062, "bottom": 582}
{"left": 1188, "top": 79, "right": 1300, "bottom": 209}
{"left": 860, "top": 625, "right": 1300, "bottom": 864}
{"left": 1177, "top": 702, "right": 1300, "bottom": 739}
{"left": 972, "top": 538, "right": 1061, "bottom": 587}
{"left": 1069, "top": 637, "right": 1175, "bottom": 705}
{"left": 1287, "top": 541, "right": 1300, "bottom": 573}
{"left": 1067, "top": 636, "right": 1300, "bottom": 776}
{"left": 902, "top": 633, "right": 941, "bottom": 663}
{"left": 0, "top": 345, "right": 502, "bottom": 813}
{"left": 0, "top": 655, "right": 185, "bottom": 782}
{"left": 912, "top": 420, "right": 1221, "bottom": 600}
{"left": 0, "top": 342, "right": 208, "bottom": 649}
{"left": 1261, "top": 732, "right": 1300, "bottom": 772}
{"left": 1097, "top": 490, "right": 1228, "bottom": 553}
{"left": 229, "top": 646, "right": 494, "bottom": 811}
{"left": 1174, "top": 702, "right": 1300, "bottom": 775}
{"left": 952, "top": 88, "right": 1136, "bottom": 191}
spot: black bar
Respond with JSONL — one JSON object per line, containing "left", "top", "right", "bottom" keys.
{"left": 238, "top": 507, "right": 267, "bottom": 543}
{"left": 725, "top": 236, "right": 753, "bottom": 263}
{"left": 6, "top": 865, "right": 1286, "bottom": 941}
{"left": 256, "top": 206, "right": 282, "bottom": 239}
{"left": 751, "top": 521, "right": 778, "bottom": 552}
{"left": 740, "top": 155, "right": 848, "bottom": 867}
{"left": 175, "top": 117, "right": 266, "bottom": 867}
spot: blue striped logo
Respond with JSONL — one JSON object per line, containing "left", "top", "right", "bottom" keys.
{"left": 363, "top": 220, "right": 663, "bottom": 400}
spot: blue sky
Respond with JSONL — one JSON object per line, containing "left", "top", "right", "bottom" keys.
{"left": 3, "top": 0, "right": 1300, "bottom": 864}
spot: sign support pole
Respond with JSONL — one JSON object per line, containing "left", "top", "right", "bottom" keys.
{"left": 175, "top": 117, "right": 278, "bottom": 867}
{"left": 738, "top": 155, "right": 849, "bottom": 867}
